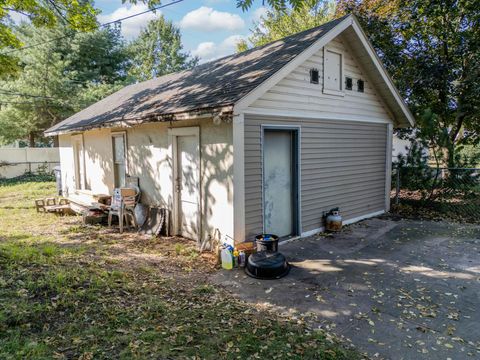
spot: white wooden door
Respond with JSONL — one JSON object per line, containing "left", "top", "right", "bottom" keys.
{"left": 174, "top": 130, "right": 200, "bottom": 240}
{"left": 263, "top": 130, "right": 293, "bottom": 237}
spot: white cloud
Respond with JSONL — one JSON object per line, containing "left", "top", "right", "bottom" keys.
{"left": 252, "top": 6, "right": 268, "bottom": 23}
{"left": 179, "top": 7, "right": 245, "bottom": 32}
{"left": 204, "top": 0, "right": 229, "bottom": 4}
{"left": 192, "top": 42, "right": 216, "bottom": 59}
{"left": 98, "top": 4, "right": 161, "bottom": 39}
{"left": 192, "top": 34, "right": 245, "bottom": 62}
{"left": 222, "top": 34, "right": 245, "bottom": 48}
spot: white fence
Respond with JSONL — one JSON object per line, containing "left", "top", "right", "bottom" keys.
{"left": 0, "top": 148, "right": 60, "bottom": 179}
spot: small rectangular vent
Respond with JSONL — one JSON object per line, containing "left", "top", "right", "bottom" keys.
{"left": 357, "top": 79, "right": 365, "bottom": 93}
{"left": 345, "top": 77, "right": 353, "bottom": 90}
{"left": 310, "top": 68, "right": 319, "bottom": 84}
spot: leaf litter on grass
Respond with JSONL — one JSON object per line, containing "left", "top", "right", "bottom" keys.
{"left": 0, "top": 178, "right": 361, "bottom": 359}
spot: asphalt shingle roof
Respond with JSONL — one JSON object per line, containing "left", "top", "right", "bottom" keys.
{"left": 45, "top": 16, "right": 347, "bottom": 135}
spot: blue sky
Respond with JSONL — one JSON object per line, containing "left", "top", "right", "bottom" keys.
{"left": 95, "top": 0, "right": 268, "bottom": 62}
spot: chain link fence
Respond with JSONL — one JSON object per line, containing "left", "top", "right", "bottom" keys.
{"left": 391, "top": 166, "right": 480, "bottom": 223}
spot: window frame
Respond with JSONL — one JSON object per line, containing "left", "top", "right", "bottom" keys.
{"left": 322, "top": 46, "right": 345, "bottom": 97}
{"left": 345, "top": 76, "right": 353, "bottom": 91}
{"left": 111, "top": 131, "right": 128, "bottom": 188}
{"left": 357, "top": 79, "right": 365, "bottom": 93}
{"left": 309, "top": 68, "right": 319, "bottom": 84}
{"left": 71, "top": 134, "right": 87, "bottom": 191}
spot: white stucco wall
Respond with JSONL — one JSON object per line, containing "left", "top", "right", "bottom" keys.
{"left": 59, "top": 129, "right": 114, "bottom": 197}
{"left": 58, "top": 119, "right": 234, "bottom": 245}
{"left": 392, "top": 136, "right": 429, "bottom": 161}
{"left": 392, "top": 136, "right": 411, "bottom": 160}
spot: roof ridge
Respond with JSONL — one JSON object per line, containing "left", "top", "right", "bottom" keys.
{"left": 45, "top": 14, "right": 352, "bottom": 135}
{"left": 187, "top": 14, "right": 349, "bottom": 72}
{"left": 140, "top": 14, "right": 351, "bottom": 84}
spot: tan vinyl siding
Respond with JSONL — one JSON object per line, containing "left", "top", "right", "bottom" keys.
{"left": 248, "top": 34, "right": 392, "bottom": 122}
{"left": 244, "top": 115, "right": 387, "bottom": 239}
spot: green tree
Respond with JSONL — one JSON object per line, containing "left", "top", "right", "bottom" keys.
{"left": 0, "top": 24, "right": 128, "bottom": 146}
{"left": 237, "top": 0, "right": 312, "bottom": 11}
{"left": 337, "top": 0, "right": 480, "bottom": 167}
{"left": 237, "top": 1, "right": 335, "bottom": 51}
{"left": 239, "top": 0, "right": 480, "bottom": 167}
{"left": 127, "top": 16, "right": 198, "bottom": 82}
{"left": 66, "top": 24, "right": 129, "bottom": 84}
{"left": 0, "top": 0, "right": 99, "bottom": 77}
{"left": 0, "top": 0, "right": 164, "bottom": 77}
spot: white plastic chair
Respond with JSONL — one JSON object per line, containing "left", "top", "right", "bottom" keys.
{"left": 108, "top": 187, "right": 140, "bottom": 233}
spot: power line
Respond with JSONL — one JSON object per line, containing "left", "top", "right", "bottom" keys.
{"left": 0, "top": 92, "right": 73, "bottom": 105}
{"left": 0, "top": 1, "right": 185, "bottom": 108}
{"left": 0, "top": 77, "right": 129, "bottom": 103}
{"left": 101, "top": 0, "right": 183, "bottom": 27}
{"left": 3, "top": 0, "right": 184, "bottom": 55}
{"left": 0, "top": 99, "right": 73, "bottom": 108}
{"left": 0, "top": 100, "right": 39, "bottom": 105}
{"left": 0, "top": 89, "right": 64, "bottom": 101}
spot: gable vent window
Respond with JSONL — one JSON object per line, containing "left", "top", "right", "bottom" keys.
{"left": 357, "top": 79, "right": 365, "bottom": 93}
{"left": 323, "top": 48, "right": 343, "bottom": 95}
{"left": 310, "top": 68, "right": 319, "bottom": 84}
{"left": 345, "top": 77, "right": 353, "bottom": 90}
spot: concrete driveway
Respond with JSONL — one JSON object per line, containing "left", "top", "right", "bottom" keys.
{"left": 212, "top": 218, "right": 480, "bottom": 359}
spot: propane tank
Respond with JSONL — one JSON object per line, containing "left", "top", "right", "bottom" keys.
{"left": 325, "top": 208, "right": 342, "bottom": 232}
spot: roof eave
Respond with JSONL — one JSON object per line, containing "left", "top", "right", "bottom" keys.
{"left": 233, "top": 15, "right": 355, "bottom": 113}
{"left": 233, "top": 14, "right": 415, "bottom": 129}
{"left": 350, "top": 16, "right": 415, "bottom": 128}
{"left": 44, "top": 105, "right": 234, "bottom": 137}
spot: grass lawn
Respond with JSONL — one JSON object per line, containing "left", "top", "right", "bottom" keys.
{"left": 0, "top": 176, "right": 361, "bottom": 359}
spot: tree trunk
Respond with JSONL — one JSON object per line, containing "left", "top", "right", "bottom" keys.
{"left": 29, "top": 132, "right": 35, "bottom": 148}
{"left": 446, "top": 144, "right": 456, "bottom": 168}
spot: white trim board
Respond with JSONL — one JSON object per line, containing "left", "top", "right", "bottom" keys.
{"left": 243, "top": 107, "right": 393, "bottom": 125}
{"left": 232, "top": 113, "right": 245, "bottom": 242}
{"left": 111, "top": 131, "right": 128, "bottom": 187}
{"left": 349, "top": 17, "right": 414, "bottom": 127}
{"left": 260, "top": 125, "right": 302, "bottom": 237}
{"left": 71, "top": 133, "right": 86, "bottom": 191}
{"left": 384, "top": 123, "right": 394, "bottom": 211}
{"left": 290, "top": 209, "right": 386, "bottom": 241}
{"left": 168, "top": 126, "right": 201, "bottom": 243}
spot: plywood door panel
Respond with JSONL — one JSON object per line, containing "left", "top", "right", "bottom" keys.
{"left": 176, "top": 135, "right": 200, "bottom": 240}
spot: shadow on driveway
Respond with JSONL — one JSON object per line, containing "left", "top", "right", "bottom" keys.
{"left": 212, "top": 218, "right": 480, "bottom": 359}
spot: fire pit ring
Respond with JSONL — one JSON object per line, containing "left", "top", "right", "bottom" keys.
{"left": 245, "top": 251, "right": 290, "bottom": 279}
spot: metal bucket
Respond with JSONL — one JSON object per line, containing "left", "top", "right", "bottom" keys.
{"left": 255, "top": 234, "right": 279, "bottom": 252}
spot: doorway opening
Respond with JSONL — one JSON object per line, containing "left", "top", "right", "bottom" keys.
{"left": 170, "top": 127, "right": 201, "bottom": 242}
{"left": 262, "top": 127, "right": 300, "bottom": 238}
